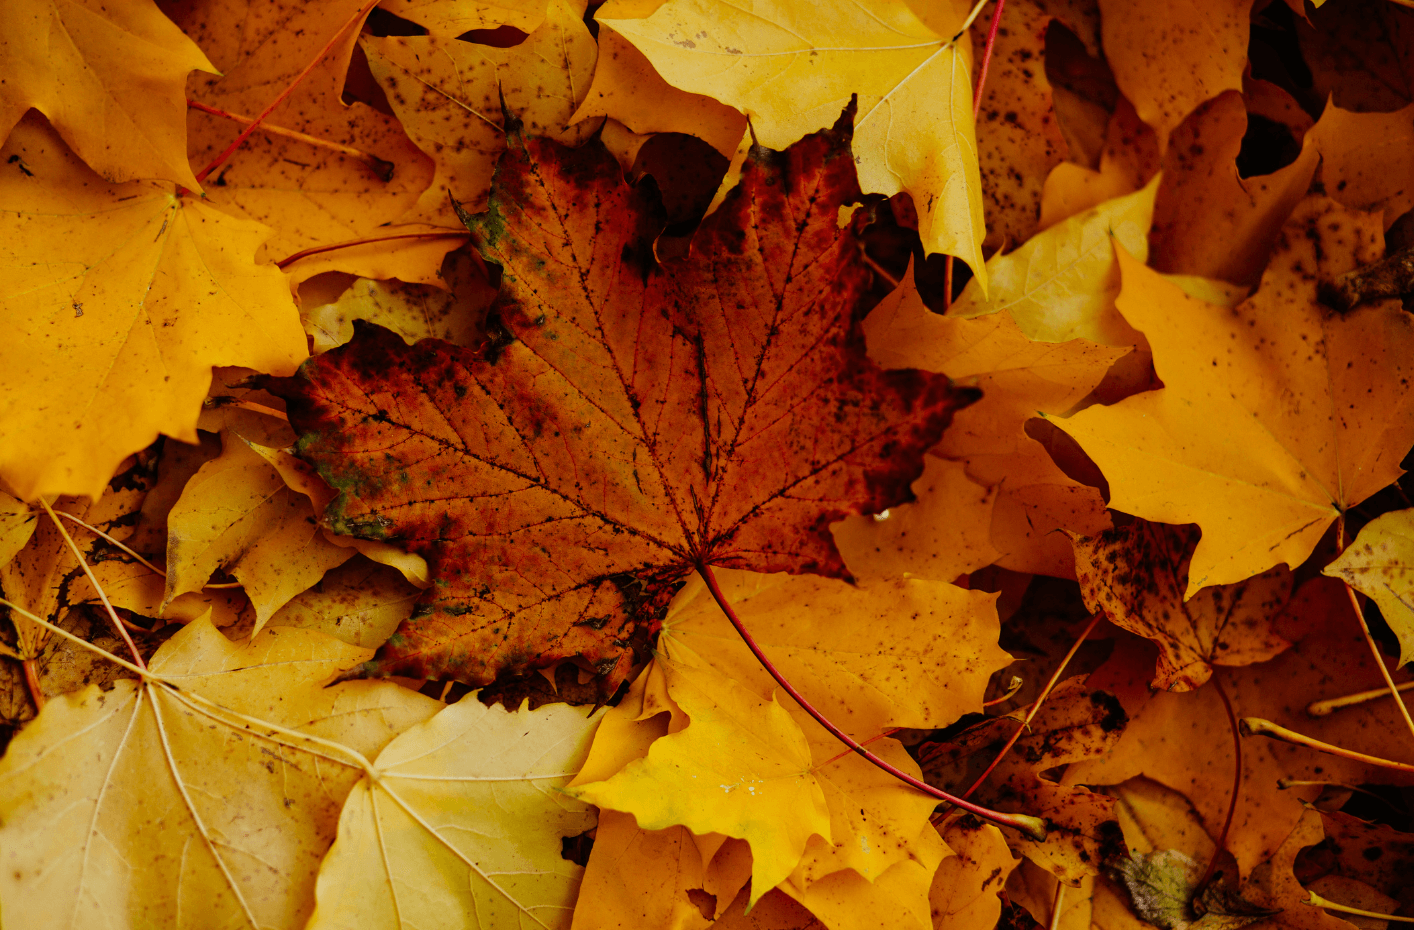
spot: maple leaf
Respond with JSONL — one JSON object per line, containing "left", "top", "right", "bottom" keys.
{"left": 1072, "top": 520, "right": 1294, "bottom": 692}
{"left": 571, "top": 640, "right": 833, "bottom": 902}
{"left": 947, "top": 179, "right": 1157, "bottom": 346}
{"left": 929, "top": 815, "right": 1020, "bottom": 930}
{"left": 362, "top": 0, "right": 598, "bottom": 226}
{"left": 569, "top": 568, "right": 1004, "bottom": 911}
{"left": 303, "top": 251, "right": 497, "bottom": 354}
{"left": 0, "top": 113, "right": 308, "bottom": 501}
{"left": 595, "top": 0, "right": 989, "bottom": 286}
{"left": 1308, "top": 101, "right": 1414, "bottom": 230}
{"left": 306, "top": 697, "right": 601, "bottom": 930}
{"left": 269, "top": 557, "right": 423, "bottom": 649}
{"left": 0, "top": 617, "right": 440, "bottom": 929}
{"left": 276, "top": 116, "right": 971, "bottom": 688}
{"left": 1055, "top": 199, "right": 1414, "bottom": 594}
{"left": 0, "top": 0, "right": 215, "bottom": 189}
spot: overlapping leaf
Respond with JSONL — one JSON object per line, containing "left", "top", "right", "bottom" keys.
{"left": 0, "top": 618, "right": 440, "bottom": 929}
{"left": 1073, "top": 520, "right": 1293, "bottom": 691}
{"left": 0, "top": 0, "right": 215, "bottom": 188}
{"left": 596, "top": 0, "right": 988, "bottom": 285}
{"left": 0, "top": 114, "right": 307, "bottom": 500}
{"left": 363, "top": 0, "right": 598, "bottom": 226}
{"left": 1057, "top": 199, "right": 1414, "bottom": 594}
{"left": 306, "top": 697, "right": 602, "bottom": 930}
{"left": 278, "top": 118, "right": 971, "bottom": 689}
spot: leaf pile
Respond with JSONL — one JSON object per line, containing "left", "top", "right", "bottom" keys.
{"left": 5, "top": 0, "right": 1414, "bottom": 929}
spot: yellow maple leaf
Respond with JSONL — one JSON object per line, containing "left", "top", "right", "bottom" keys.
{"left": 0, "top": 615, "right": 440, "bottom": 928}
{"left": 830, "top": 455, "right": 1000, "bottom": 585}
{"left": 572, "top": 569, "right": 1007, "bottom": 909}
{"left": 597, "top": 0, "right": 988, "bottom": 288}
{"left": 306, "top": 696, "right": 601, "bottom": 930}
{"left": 666, "top": 569, "right": 1010, "bottom": 737}
{"left": 1148, "top": 91, "right": 1319, "bottom": 286}
{"left": 164, "top": 431, "right": 355, "bottom": 630}
{"left": 363, "top": 0, "right": 599, "bottom": 225}
{"left": 0, "top": 0, "right": 215, "bottom": 189}
{"left": 0, "top": 114, "right": 307, "bottom": 501}
{"left": 302, "top": 252, "right": 496, "bottom": 353}
{"left": 571, "top": 641, "right": 832, "bottom": 904}
{"left": 0, "top": 494, "right": 36, "bottom": 569}
{"left": 1308, "top": 100, "right": 1414, "bottom": 229}
{"left": 268, "top": 557, "right": 422, "bottom": 649}
{"left": 1056, "top": 199, "right": 1414, "bottom": 595}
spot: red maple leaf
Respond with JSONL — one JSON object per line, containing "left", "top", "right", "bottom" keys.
{"left": 275, "top": 114, "right": 975, "bottom": 691}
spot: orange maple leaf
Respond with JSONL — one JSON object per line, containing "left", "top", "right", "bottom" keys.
{"left": 276, "top": 118, "right": 974, "bottom": 689}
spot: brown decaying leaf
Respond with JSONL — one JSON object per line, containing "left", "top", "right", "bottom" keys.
{"left": 277, "top": 116, "right": 972, "bottom": 690}
{"left": 1072, "top": 520, "right": 1293, "bottom": 692}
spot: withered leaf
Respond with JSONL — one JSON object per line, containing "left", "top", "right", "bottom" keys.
{"left": 276, "top": 116, "right": 971, "bottom": 691}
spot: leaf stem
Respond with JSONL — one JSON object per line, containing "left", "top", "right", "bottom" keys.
{"left": 187, "top": 99, "right": 391, "bottom": 177}
{"left": 1344, "top": 582, "right": 1414, "bottom": 742}
{"left": 1196, "top": 676, "right": 1240, "bottom": 895}
{"left": 22, "top": 657, "right": 44, "bottom": 711}
{"left": 696, "top": 562, "right": 1047, "bottom": 841}
{"left": 1307, "top": 678, "right": 1414, "bottom": 717}
{"left": 1048, "top": 881, "right": 1065, "bottom": 930}
{"left": 1304, "top": 889, "right": 1414, "bottom": 923}
{"left": 961, "top": 612, "right": 1101, "bottom": 799}
{"left": 52, "top": 510, "right": 242, "bottom": 590}
{"left": 193, "top": 0, "right": 382, "bottom": 185}
{"left": 1337, "top": 517, "right": 1414, "bottom": 743}
{"left": 275, "top": 231, "right": 469, "bottom": 270}
{"left": 983, "top": 674, "right": 1024, "bottom": 707}
{"left": 1239, "top": 716, "right": 1414, "bottom": 773}
{"left": 39, "top": 499, "right": 146, "bottom": 670}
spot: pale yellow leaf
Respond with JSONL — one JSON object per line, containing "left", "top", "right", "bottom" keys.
{"left": 307, "top": 697, "right": 602, "bottom": 930}
{"left": 0, "top": 617, "right": 440, "bottom": 929}
{"left": 570, "top": 643, "right": 831, "bottom": 905}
